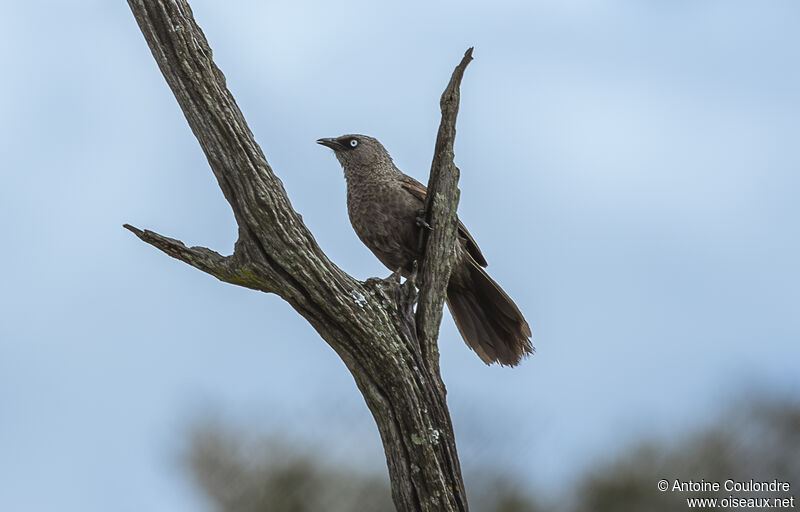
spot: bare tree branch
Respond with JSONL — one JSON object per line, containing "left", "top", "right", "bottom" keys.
{"left": 122, "top": 224, "right": 269, "bottom": 291}
{"left": 416, "top": 47, "right": 473, "bottom": 374}
{"left": 124, "top": 1, "right": 473, "bottom": 510}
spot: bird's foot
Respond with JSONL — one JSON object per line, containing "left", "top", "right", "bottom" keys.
{"left": 415, "top": 211, "right": 432, "bottom": 231}
{"left": 399, "top": 262, "right": 419, "bottom": 307}
{"left": 388, "top": 267, "right": 403, "bottom": 284}
{"left": 408, "top": 260, "right": 419, "bottom": 285}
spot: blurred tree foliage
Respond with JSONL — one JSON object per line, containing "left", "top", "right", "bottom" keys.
{"left": 187, "top": 426, "right": 394, "bottom": 512}
{"left": 186, "top": 396, "right": 798, "bottom": 511}
{"left": 572, "top": 395, "right": 799, "bottom": 512}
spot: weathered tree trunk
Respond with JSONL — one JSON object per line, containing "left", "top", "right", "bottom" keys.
{"left": 124, "top": 1, "right": 472, "bottom": 510}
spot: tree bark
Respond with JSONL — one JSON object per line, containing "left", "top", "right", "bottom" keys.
{"left": 124, "top": 1, "right": 471, "bottom": 510}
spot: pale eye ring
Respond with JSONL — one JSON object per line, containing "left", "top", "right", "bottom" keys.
{"left": 349, "top": 139, "right": 358, "bottom": 147}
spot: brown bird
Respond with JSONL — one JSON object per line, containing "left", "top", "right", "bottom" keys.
{"left": 318, "top": 134, "right": 532, "bottom": 366}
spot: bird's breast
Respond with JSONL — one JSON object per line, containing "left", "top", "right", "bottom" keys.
{"left": 345, "top": 180, "right": 421, "bottom": 273}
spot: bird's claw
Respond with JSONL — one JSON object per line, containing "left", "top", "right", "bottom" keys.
{"left": 416, "top": 214, "right": 432, "bottom": 231}
{"left": 387, "top": 268, "right": 403, "bottom": 283}
{"left": 409, "top": 260, "right": 419, "bottom": 284}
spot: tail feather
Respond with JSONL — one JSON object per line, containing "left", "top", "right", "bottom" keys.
{"left": 447, "top": 260, "right": 533, "bottom": 366}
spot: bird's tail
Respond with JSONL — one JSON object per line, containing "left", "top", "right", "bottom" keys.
{"left": 446, "top": 259, "right": 533, "bottom": 366}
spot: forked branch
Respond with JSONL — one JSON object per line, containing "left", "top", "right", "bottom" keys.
{"left": 124, "top": 1, "right": 471, "bottom": 510}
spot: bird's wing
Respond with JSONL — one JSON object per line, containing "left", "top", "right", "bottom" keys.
{"left": 400, "top": 175, "right": 488, "bottom": 267}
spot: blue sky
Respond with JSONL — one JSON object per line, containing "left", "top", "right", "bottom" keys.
{"left": 1, "top": 1, "right": 798, "bottom": 510}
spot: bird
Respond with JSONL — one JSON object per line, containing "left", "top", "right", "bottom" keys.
{"left": 317, "top": 134, "right": 532, "bottom": 366}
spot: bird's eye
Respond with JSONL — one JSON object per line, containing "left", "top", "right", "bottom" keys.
{"left": 349, "top": 139, "right": 358, "bottom": 147}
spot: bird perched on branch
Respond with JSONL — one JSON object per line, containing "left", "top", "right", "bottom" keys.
{"left": 318, "top": 134, "right": 532, "bottom": 366}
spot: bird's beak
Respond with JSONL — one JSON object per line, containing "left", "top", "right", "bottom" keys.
{"left": 317, "top": 137, "right": 343, "bottom": 150}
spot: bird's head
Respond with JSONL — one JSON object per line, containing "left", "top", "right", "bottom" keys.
{"left": 317, "top": 134, "right": 395, "bottom": 176}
